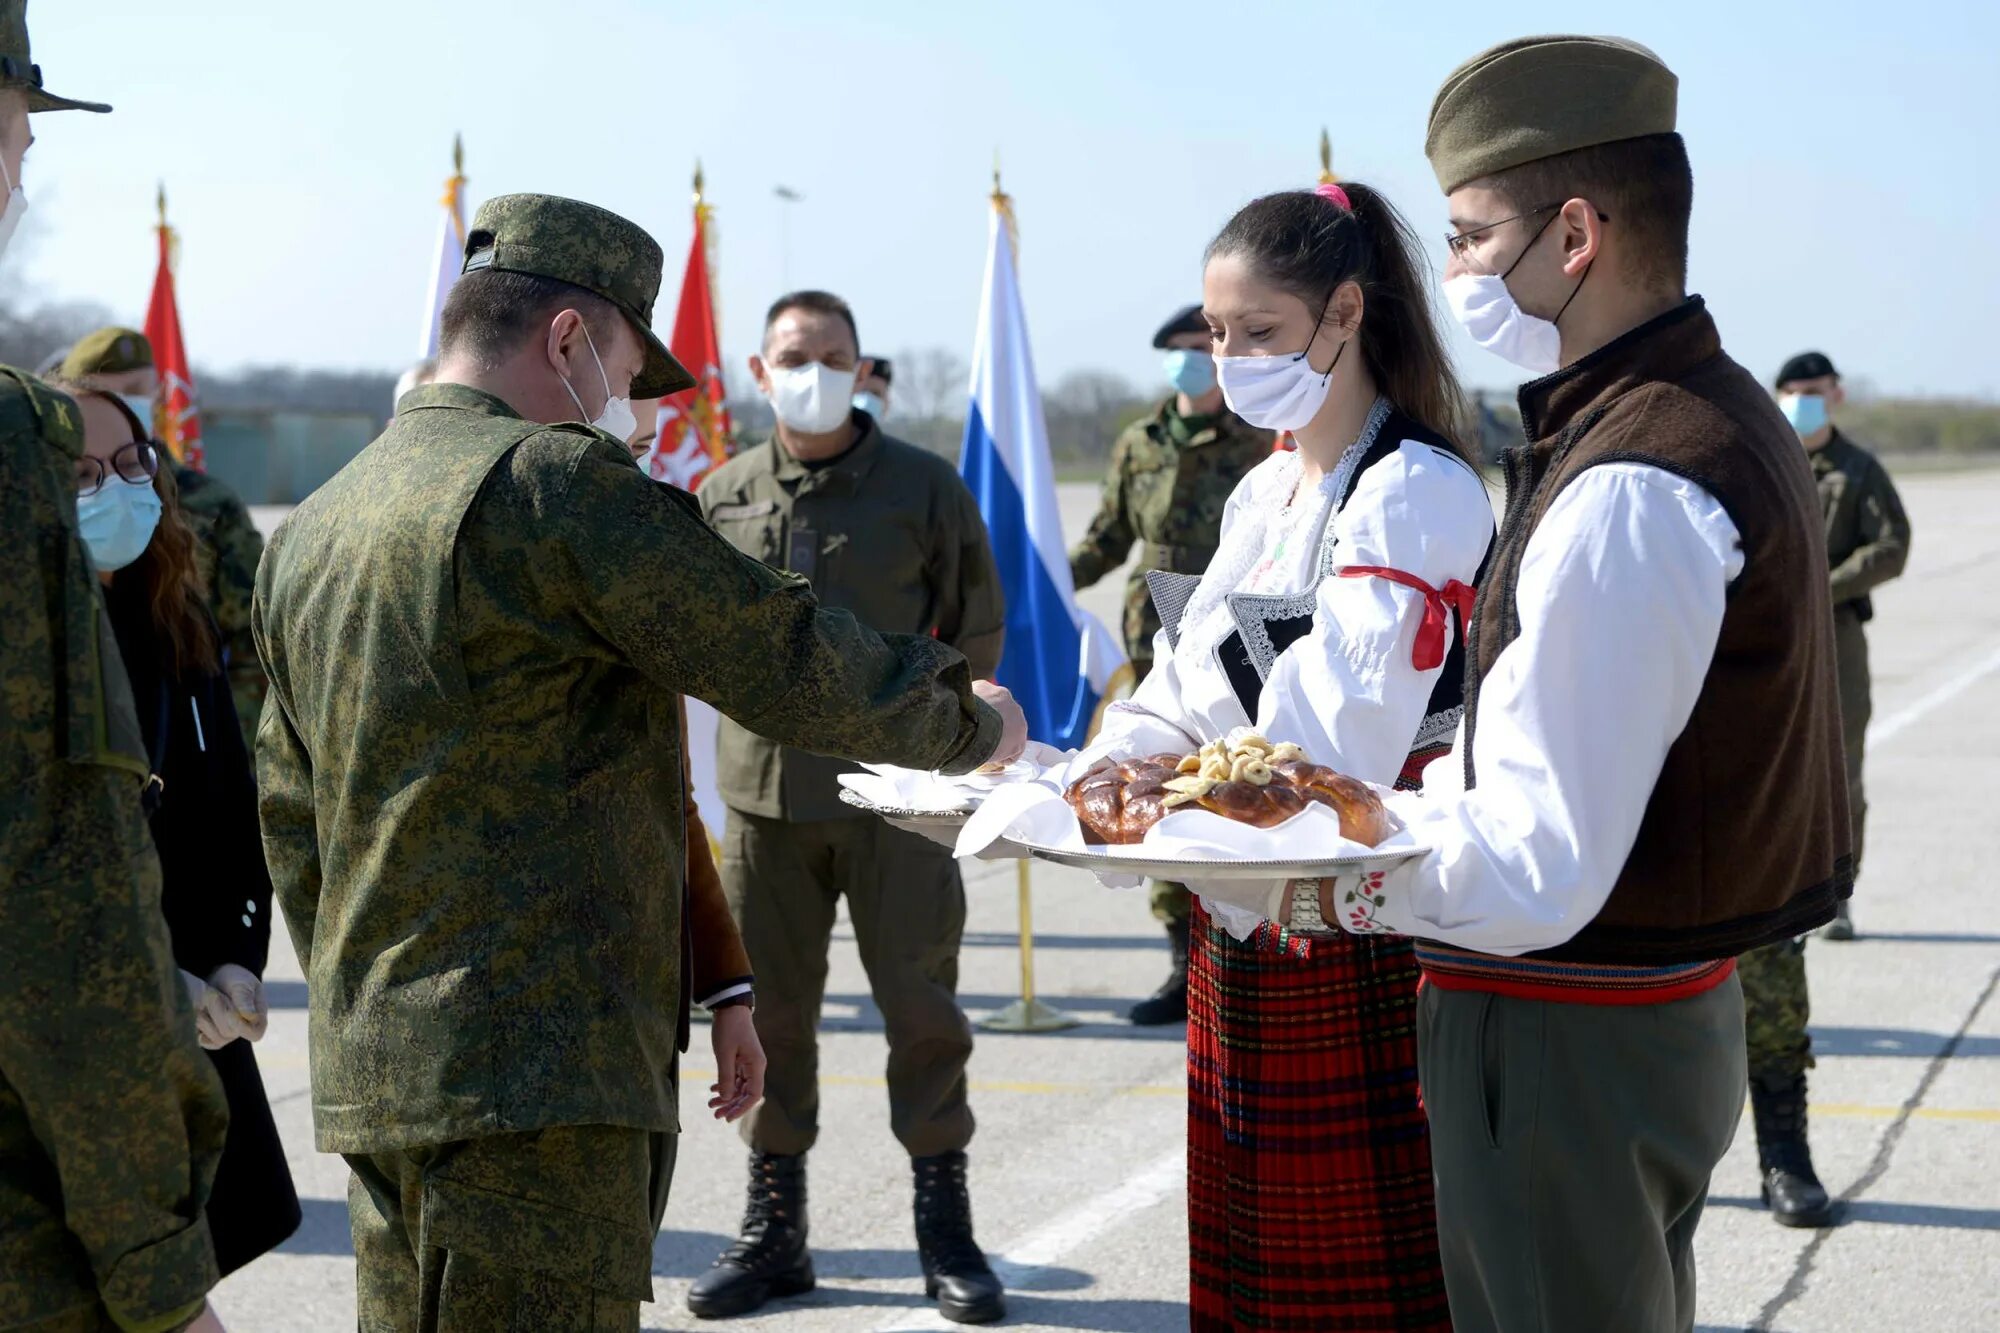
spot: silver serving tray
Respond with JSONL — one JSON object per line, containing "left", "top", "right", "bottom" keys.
{"left": 1015, "top": 841, "right": 1429, "bottom": 882}
{"left": 838, "top": 787, "right": 974, "bottom": 849}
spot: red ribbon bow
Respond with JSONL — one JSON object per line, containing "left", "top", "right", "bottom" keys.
{"left": 1336, "top": 566, "right": 1477, "bottom": 671}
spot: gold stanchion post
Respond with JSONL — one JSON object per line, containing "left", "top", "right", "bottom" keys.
{"left": 978, "top": 858, "right": 1079, "bottom": 1032}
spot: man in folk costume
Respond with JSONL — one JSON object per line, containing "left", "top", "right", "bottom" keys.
{"left": 1307, "top": 36, "right": 1850, "bottom": 1332}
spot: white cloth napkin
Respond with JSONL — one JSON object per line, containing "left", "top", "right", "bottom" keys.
{"left": 836, "top": 742, "right": 1074, "bottom": 816}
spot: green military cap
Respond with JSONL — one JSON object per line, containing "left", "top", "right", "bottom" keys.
{"left": 61, "top": 325, "right": 154, "bottom": 378}
{"left": 1426, "top": 35, "right": 1676, "bottom": 194}
{"left": 461, "top": 192, "right": 693, "bottom": 398}
{"left": 0, "top": 0, "right": 110, "bottom": 114}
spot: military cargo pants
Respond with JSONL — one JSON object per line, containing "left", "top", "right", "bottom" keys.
{"left": 722, "top": 811, "right": 975, "bottom": 1158}
{"left": 1835, "top": 607, "right": 1870, "bottom": 873}
{"left": 345, "top": 1124, "right": 675, "bottom": 1332}
{"left": 1740, "top": 937, "right": 1814, "bottom": 1082}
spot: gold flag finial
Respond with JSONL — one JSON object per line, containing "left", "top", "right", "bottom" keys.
{"left": 693, "top": 158, "right": 705, "bottom": 205}
{"left": 452, "top": 132, "right": 464, "bottom": 177}
{"left": 156, "top": 181, "right": 167, "bottom": 228}
{"left": 989, "top": 150, "right": 1017, "bottom": 259}
{"left": 1317, "top": 128, "right": 1338, "bottom": 185}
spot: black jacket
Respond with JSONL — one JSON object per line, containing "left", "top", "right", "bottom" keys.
{"left": 106, "top": 574, "right": 273, "bottom": 980}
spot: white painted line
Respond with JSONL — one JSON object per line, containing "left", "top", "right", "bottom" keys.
{"left": 1868, "top": 640, "right": 2000, "bottom": 750}
{"left": 871, "top": 1148, "right": 1187, "bottom": 1331}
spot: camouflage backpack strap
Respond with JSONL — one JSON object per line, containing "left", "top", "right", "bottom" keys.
{"left": 0, "top": 366, "right": 151, "bottom": 777}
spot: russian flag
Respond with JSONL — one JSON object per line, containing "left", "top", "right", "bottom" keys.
{"left": 958, "top": 200, "right": 1124, "bottom": 750}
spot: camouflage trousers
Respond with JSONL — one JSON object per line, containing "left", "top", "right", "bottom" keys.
{"left": 1740, "top": 938, "right": 1813, "bottom": 1082}
{"left": 345, "top": 1124, "right": 675, "bottom": 1332}
{"left": 1835, "top": 610, "right": 1870, "bottom": 875}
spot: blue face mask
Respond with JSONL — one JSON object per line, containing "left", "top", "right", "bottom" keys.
{"left": 1164, "top": 348, "right": 1217, "bottom": 397}
{"left": 76, "top": 476, "right": 163, "bottom": 573}
{"left": 852, "top": 390, "right": 888, "bottom": 422}
{"left": 1779, "top": 392, "right": 1829, "bottom": 438}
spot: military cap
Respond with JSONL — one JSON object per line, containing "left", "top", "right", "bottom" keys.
{"left": 61, "top": 325, "right": 154, "bottom": 378}
{"left": 461, "top": 193, "right": 693, "bottom": 397}
{"left": 1426, "top": 35, "right": 1677, "bottom": 194}
{"left": 1152, "top": 304, "right": 1207, "bottom": 349}
{"left": 1775, "top": 350, "right": 1839, "bottom": 387}
{"left": 0, "top": 1, "right": 110, "bottom": 114}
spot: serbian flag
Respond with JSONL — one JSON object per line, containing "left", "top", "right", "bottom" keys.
{"left": 419, "top": 136, "right": 468, "bottom": 358}
{"left": 640, "top": 189, "right": 732, "bottom": 490}
{"left": 957, "top": 188, "right": 1123, "bottom": 748}
{"left": 144, "top": 192, "right": 202, "bottom": 471}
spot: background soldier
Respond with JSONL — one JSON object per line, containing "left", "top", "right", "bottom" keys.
{"left": 1736, "top": 350, "right": 1913, "bottom": 1231}
{"left": 62, "top": 325, "right": 269, "bottom": 738}
{"left": 1067, "top": 303, "right": 1272, "bottom": 1024}
{"left": 690, "top": 291, "right": 1008, "bottom": 1326}
{"left": 254, "top": 200, "right": 1023, "bottom": 1333}
{"left": 0, "top": 9, "right": 231, "bottom": 1331}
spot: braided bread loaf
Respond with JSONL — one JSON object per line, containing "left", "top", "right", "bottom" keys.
{"left": 1066, "top": 735, "right": 1389, "bottom": 847}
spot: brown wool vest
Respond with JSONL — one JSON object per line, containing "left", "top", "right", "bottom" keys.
{"left": 1463, "top": 299, "right": 1852, "bottom": 964}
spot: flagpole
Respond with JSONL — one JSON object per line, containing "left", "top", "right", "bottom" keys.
{"left": 976, "top": 155, "right": 1079, "bottom": 1037}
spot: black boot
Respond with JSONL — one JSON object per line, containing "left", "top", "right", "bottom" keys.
{"left": 913, "top": 1151, "right": 1005, "bottom": 1324}
{"left": 1127, "top": 917, "right": 1189, "bottom": 1026}
{"left": 1750, "top": 1073, "right": 1836, "bottom": 1228}
{"left": 686, "top": 1151, "right": 815, "bottom": 1318}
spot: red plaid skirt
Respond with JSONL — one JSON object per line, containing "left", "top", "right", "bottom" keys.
{"left": 1186, "top": 900, "right": 1450, "bottom": 1331}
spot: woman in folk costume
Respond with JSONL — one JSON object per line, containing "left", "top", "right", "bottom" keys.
{"left": 1082, "top": 182, "right": 1492, "bottom": 1330}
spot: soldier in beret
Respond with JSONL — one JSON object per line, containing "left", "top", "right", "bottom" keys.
{"left": 62, "top": 326, "right": 270, "bottom": 741}
{"left": 1318, "top": 36, "right": 1850, "bottom": 1329}
{"left": 0, "top": 5, "right": 233, "bottom": 1331}
{"left": 1068, "top": 303, "right": 1272, "bottom": 1024}
{"left": 254, "top": 193, "right": 1026, "bottom": 1332}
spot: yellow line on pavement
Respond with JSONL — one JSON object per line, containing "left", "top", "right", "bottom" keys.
{"left": 1814, "top": 1102, "right": 2000, "bottom": 1123}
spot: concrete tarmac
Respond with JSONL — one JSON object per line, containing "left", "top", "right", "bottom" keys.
{"left": 227, "top": 461, "right": 2000, "bottom": 1332}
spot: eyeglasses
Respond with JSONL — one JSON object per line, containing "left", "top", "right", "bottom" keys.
{"left": 1444, "top": 203, "right": 1610, "bottom": 260}
{"left": 75, "top": 438, "right": 162, "bottom": 497}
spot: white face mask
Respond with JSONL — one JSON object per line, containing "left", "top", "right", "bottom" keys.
{"left": 766, "top": 362, "right": 857, "bottom": 434}
{"left": 0, "top": 155, "right": 28, "bottom": 262}
{"left": 1215, "top": 339, "right": 1345, "bottom": 434}
{"left": 555, "top": 322, "right": 637, "bottom": 442}
{"left": 1444, "top": 272, "right": 1561, "bottom": 376}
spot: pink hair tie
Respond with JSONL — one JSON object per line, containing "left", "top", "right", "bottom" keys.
{"left": 1315, "top": 182, "right": 1352, "bottom": 210}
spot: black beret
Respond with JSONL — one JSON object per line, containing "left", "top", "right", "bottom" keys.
{"left": 1152, "top": 304, "right": 1207, "bottom": 349}
{"left": 1776, "top": 351, "right": 1838, "bottom": 387}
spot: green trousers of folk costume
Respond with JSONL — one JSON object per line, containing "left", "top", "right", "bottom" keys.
{"left": 1417, "top": 975, "right": 1746, "bottom": 1333}
{"left": 722, "top": 812, "right": 975, "bottom": 1159}
{"left": 345, "top": 1124, "right": 675, "bottom": 1333}
{"left": 1835, "top": 608, "right": 1870, "bottom": 873}
{"left": 1740, "top": 937, "right": 1814, "bottom": 1082}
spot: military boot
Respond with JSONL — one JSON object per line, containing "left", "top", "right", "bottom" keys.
{"left": 687, "top": 1151, "right": 815, "bottom": 1318}
{"left": 1127, "top": 917, "right": 1190, "bottom": 1026}
{"left": 913, "top": 1151, "right": 1005, "bottom": 1324}
{"left": 1750, "top": 1072, "right": 1836, "bottom": 1228}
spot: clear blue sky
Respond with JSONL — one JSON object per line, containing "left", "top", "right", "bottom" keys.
{"left": 12, "top": 0, "right": 1995, "bottom": 399}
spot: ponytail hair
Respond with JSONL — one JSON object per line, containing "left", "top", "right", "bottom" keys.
{"left": 1206, "top": 182, "right": 1473, "bottom": 464}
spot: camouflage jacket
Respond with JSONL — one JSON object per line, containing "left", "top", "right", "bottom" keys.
{"left": 0, "top": 369, "right": 227, "bottom": 1333}
{"left": 700, "top": 419, "right": 1006, "bottom": 821}
{"left": 173, "top": 465, "right": 266, "bottom": 737}
{"left": 254, "top": 383, "right": 999, "bottom": 1153}
{"left": 1812, "top": 429, "right": 1911, "bottom": 620}
{"left": 1067, "top": 398, "right": 1272, "bottom": 664}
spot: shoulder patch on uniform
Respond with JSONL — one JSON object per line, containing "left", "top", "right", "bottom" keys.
{"left": 0, "top": 366, "right": 86, "bottom": 460}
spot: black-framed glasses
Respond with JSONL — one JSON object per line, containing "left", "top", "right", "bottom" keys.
{"left": 1444, "top": 202, "right": 1610, "bottom": 260}
{"left": 75, "top": 438, "right": 161, "bottom": 497}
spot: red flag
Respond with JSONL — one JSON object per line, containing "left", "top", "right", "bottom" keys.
{"left": 144, "top": 203, "right": 203, "bottom": 471}
{"left": 641, "top": 202, "right": 732, "bottom": 490}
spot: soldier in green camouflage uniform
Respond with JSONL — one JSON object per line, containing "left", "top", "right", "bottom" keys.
{"left": 253, "top": 195, "right": 1023, "bottom": 1333}
{"left": 0, "top": 14, "right": 231, "bottom": 1329}
{"left": 1735, "top": 351, "right": 1912, "bottom": 1232}
{"left": 1067, "top": 304, "right": 1272, "bottom": 1025}
{"left": 690, "top": 292, "right": 1009, "bottom": 1324}
{"left": 60, "top": 327, "right": 268, "bottom": 738}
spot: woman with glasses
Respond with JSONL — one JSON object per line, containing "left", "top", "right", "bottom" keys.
{"left": 1078, "top": 183, "right": 1492, "bottom": 1330}
{"left": 66, "top": 386, "right": 301, "bottom": 1318}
